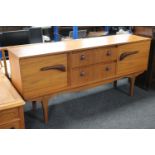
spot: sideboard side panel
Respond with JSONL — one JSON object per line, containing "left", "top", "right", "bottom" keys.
{"left": 9, "top": 52, "right": 23, "bottom": 95}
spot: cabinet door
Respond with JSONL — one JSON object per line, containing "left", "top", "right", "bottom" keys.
{"left": 20, "top": 54, "right": 68, "bottom": 99}
{"left": 117, "top": 41, "right": 151, "bottom": 76}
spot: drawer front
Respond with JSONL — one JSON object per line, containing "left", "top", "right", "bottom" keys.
{"left": 117, "top": 41, "right": 151, "bottom": 75}
{"left": 0, "top": 121, "right": 20, "bottom": 129}
{"left": 20, "top": 54, "right": 68, "bottom": 98}
{"left": 0, "top": 108, "right": 19, "bottom": 125}
{"left": 71, "top": 63, "right": 116, "bottom": 86}
{"left": 94, "top": 47, "right": 117, "bottom": 63}
{"left": 94, "top": 62, "right": 116, "bottom": 81}
{"left": 71, "top": 50, "right": 94, "bottom": 68}
{"left": 71, "top": 66, "right": 94, "bottom": 86}
{"left": 71, "top": 47, "right": 117, "bottom": 68}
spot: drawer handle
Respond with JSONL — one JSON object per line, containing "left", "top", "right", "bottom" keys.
{"left": 105, "top": 67, "right": 110, "bottom": 71}
{"left": 80, "top": 71, "right": 86, "bottom": 77}
{"left": 40, "top": 65, "right": 66, "bottom": 72}
{"left": 106, "top": 50, "right": 112, "bottom": 56}
{"left": 80, "top": 55, "right": 86, "bottom": 60}
{"left": 119, "top": 51, "right": 138, "bottom": 61}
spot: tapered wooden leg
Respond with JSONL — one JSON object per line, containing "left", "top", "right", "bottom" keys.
{"left": 113, "top": 80, "right": 117, "bottom": 88}
{"left": 41, "top": 97, "right": 49, "bottom": 123}
{"left": 32, "top": 101, "right": 37, "bottom": 111}
{"left": 129, "top": 76, "right": 136, "bottom": 96}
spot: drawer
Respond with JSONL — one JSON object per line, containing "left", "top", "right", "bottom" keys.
{"left": 71, "top": 47, "right": 117, "bottom": 68}
{"left": 71, "top": 66, "right": 94, "bottom": 86}
{"left": 0, "top": 108, "right": 19, "bottom": 125}
{"left": 71, "top": 49, "right": 94, "bottom": 68}
{"left": 20, "top": 54, "right": 68, "bottom": 98}
{"left": 117, "top": 41, "right": 151, "bottom": 75}
{"left": 94, "top": 62, "right": 116, "bottom": 81}
{"left": 94, "top": 47, "right": 117, "bottom": 63}
{"left": 0, "top": 121, "right": 20, "bottom": 129}
{"left": 71, "top": 62, "right": 116, "bottom": 86}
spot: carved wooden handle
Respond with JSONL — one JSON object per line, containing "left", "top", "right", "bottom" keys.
{"left": 40, "top": 64, "right": 66, "bottom": 72}
{"left": 119, "top": 51, "right": 138, "bottom": 61}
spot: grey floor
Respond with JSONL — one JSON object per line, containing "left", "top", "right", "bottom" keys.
{"left": 25, "top": 84, "right": 155, "bottom": 129}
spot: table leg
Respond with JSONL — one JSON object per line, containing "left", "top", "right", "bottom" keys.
{"left": 32, "top": 101, "right": 37, "bottom": 111}
{"left": 129, "top": 76, "right": 136, "bottom": 96}
{"left": 113, "top": 80, "right": 117, "bottom": 88}
{"left": 41, "top": 97, "right": 49, "bottom": 124}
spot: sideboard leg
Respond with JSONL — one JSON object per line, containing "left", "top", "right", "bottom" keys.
{"left": 41, "top": 97, "right": 49, "bottom": 124}
{"left": 32, "top": 101, "right": 37, "bottom": 111}
{"left": 113, "top": 80, "right": 117, "bottom": 88}
{"left": 129, "top": 76, "right": 136, "bottom": 96}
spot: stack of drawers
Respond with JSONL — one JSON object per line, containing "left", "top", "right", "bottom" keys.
{"left": 71, "top": 46, "right": 117, "bottom": 86}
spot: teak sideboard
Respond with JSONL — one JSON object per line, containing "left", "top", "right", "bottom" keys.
{"left": 7, "top": 34, "right": 151, "bottom": 123}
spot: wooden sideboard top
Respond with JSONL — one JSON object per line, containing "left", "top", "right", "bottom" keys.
{"left": 5, "top": 34, "right": 151, "bottom": 59}
{"left": 0, "top": 72, "right": 25, "bottom": 111}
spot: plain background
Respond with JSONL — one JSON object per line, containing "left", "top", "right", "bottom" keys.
{"left": 0, "top": 0, "right": 155, "bottom": 154}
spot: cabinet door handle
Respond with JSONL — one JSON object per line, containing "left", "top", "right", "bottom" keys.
{"left": 40, "top": 64, "right": 66, "bottom": 72}
{"left": 119, "top": 51, "right": 138, "bottom": 61}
